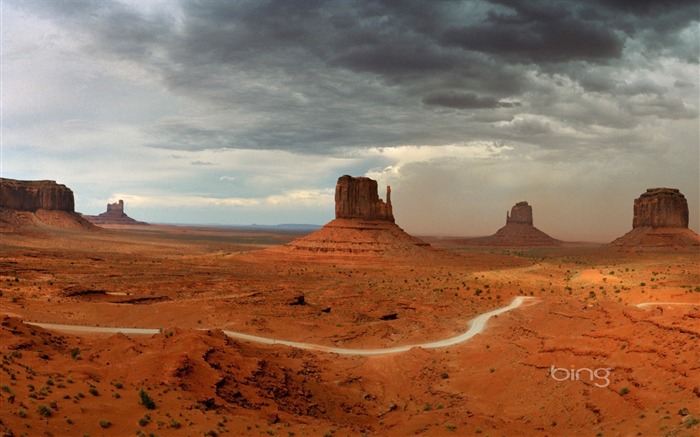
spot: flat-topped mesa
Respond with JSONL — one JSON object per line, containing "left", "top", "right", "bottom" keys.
{"left": 335, "top": 175, "right": 394, "bottom": 222}
{"left": 506, "top": 201, "right": 533, "bottom": 225}
{"left": 633, "top": 188, "right": 689, "bottom": 229}
{"left": 0, "top": 178, "right": 75, "bottom": 212}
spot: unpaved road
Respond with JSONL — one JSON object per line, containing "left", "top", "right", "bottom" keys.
{"left": 24, "top": 296, "right": 537, "bottom": 356}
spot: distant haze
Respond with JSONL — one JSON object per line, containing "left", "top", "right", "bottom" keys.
{"left": 3, "top": 0, "right": 698, "bottom": 242}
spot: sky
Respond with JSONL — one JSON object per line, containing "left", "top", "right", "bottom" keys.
{"left": 2, "top": 0, "right": 698, "bottom": 242}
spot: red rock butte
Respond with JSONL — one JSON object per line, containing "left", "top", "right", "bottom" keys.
{"left": 0, "top": 177, "right": 95, "bottom": 231}
{"left": 611, "top": 188, "right": 699, "bottom": 248}
{"left": 83, "top": 199, "right": 148, "bottom": 226}
{"left": 265, "top": 175, "right": 435, "bottom": 258}
{"left": 464, "top": 201, "right": 562, "bottom": 246}
{"left": 0, "top": 177, "right": 74, "bottom": 212}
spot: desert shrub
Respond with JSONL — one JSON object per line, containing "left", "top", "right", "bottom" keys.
{"left": 37, "top": 404, "right": 52, "bottom": 417}
{"left": 99, "top": 419, "right": 111, "bottom": 428}
{"left": 139, "top": 389, "right": 156, "bottom": 409}
{"left": 620, "top": 387, "right": 630, "bottom": 395}
{"left": 138, "top": 413, "right": 151, "bottom": 427}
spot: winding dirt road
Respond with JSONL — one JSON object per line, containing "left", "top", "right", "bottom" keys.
{"left": 24, "top": 296, "right": 537, "bottom": 356}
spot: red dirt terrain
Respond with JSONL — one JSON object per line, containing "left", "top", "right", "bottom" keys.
{"left": 1, "top": 216, "right": 699, "bottom": 436}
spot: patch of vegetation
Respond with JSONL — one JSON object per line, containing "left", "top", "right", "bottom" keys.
{"left": 139, "top": 389, "right": 156, "bottom": 409}
{"left": 138, "top": 413, "right": 151, "bottom": 427}
{"left": 37, "top": 404, "right": 52, "bottom": 417}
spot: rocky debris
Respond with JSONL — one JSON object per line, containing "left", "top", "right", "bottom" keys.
{"left": 611, "top": 188, "right": 699, "bottom": 248}
{"left": 633, "top": 188, "right": 689, "bottom": 228}
{"left": 83, "top": 199, "right": 148, "bottom": 225}
{"left": 465, "top": 201, "right": 561, "bottom": 246}
{"left": 335, "top": 175, "right": 393, "bottom": 222}
{"left": 0, "top": 177, "right": 74, "bottom": 211}
{"left": 290, "top": 295, "right": 306, "bottom": 306}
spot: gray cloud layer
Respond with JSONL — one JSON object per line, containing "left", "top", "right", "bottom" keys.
{"left": 4, "top": 0, "right": 699, "bottom": 239}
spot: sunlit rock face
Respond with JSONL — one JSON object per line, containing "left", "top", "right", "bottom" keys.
{"left": 0, "top": 178, "right": 74, "bottom": 212}
{"left": 633, "top": 188, "right": 689, "bottom": 229}
{"left": 335, "top": 175, "right": 394, "bottom": 222}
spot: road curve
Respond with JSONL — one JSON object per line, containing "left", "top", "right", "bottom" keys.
{"left": 25, "top": 296, "right": 537, "bottom": 356}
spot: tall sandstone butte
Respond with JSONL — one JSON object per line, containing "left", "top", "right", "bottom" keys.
{"left": 266, "top": 175, "right": 436, "bottom": 258}
{"left": 633, "top": 188, "right": 688, "bottom": 229}
{"left": 335, "top": 175, "right": 394, "bottom": 222}
{"left": 463, "top": 201, "right": 561, "bottom": 246}
{"left": 0, "top": 178, "right": 75, "bottom": 212}
{"left": 506, "top": 201, "right": 533, "bottom": 225}
{"left": 611, "top": 187, "right": 699, "bottom": 248}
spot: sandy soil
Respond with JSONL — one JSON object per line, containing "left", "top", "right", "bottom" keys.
{"left": 1, "top": 223, "right": 698, "bottom": 436}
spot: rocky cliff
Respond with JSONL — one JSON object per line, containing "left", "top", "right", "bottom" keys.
{"left": 632, "top": 188, "right": 689, "bottom": 228}
{"left": 612, "top": 188, "right": 698, "bottom": 248}
{"left": 0, "top": 178, "right": 75, "bottom": 212}
{"left": 335, "top": 175, "right": 394, "bottom": 222}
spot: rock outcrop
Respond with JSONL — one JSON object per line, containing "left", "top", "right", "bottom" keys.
{"left": 464, "top": 201, "right": 561, "bottom": 246}
{"left": 83, "top": 199, "right": 148, "bottom": 226}
{"left": 506, "top": 201, "right": 533, "bottom": 225}
{"left": 335, "top": 175, "right": 394, "bottom": 222}
{"left": 612, "top": 188, "right": 699, "bottom": 248}
{"left": 0, "top": 177, "right": 95, "bottom": 231}
{"left": 0, "top": 178, "right": 74, "bottom": 211}
{"left": 265, "top": 175, "right": 438, "bottom": 259}
{"left": 632, "top": 188, "right": 688, "bottom": 229}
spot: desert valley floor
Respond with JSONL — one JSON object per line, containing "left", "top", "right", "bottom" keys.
{"left": 1, "top": 222, "right": 699, "bottom": 436}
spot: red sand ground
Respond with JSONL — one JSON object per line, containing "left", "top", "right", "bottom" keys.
{"left": 1, "top": 218, "right": 698, "bottom": 436}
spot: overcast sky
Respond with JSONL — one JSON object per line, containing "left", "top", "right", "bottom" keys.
{"left": 2, "top": 0, "right": 698, "bottom": 241}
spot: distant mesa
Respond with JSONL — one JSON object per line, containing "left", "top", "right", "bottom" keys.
{"left": 464, "top": 201, "right": 562, "bottom": 246}
{"left": 267, "top": 175, "right": 436, "bottom": 258}
{"left": 0, "top": 177, "right": 95, "bottom": 231}
{"left": 611, "top": 188, "right": 699, "bottom": 248}
{"left": 0, "top": 177, "right": 74, "bottom": 212}
{"left": 83, "top": 199, "right": 148, "bottom": 226}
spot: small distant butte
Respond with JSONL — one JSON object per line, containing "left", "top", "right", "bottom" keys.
{"left": 83, "top": 199, "right": 149, "bottom": 226}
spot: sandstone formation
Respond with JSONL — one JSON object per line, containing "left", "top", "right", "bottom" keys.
{"left": 632, "top": 188, "right": 688, "bottom": 228}
{"left": 83, "top": 199, "right": 148, "bottom": 226}
{"left": 0, "top": 177, "right": 95, "bottom": 231}
{"left": 612, "top": 188, "right": 699, "bottom": 248}
{"left": 335, "top": 175, "right": 394, "bottom": 221}
{"left": 267, "top": 175, "right": 437, "bottom": 258}
{"left": 506, "top": 201, "right": 533, "bottom": 225}
{"left": 465, "top": 201, "right": 561, "bottom": 246}
{"left": 0, "top": 178, "right": 74, "bottom": 211}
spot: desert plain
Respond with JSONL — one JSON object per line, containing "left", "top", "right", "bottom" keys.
{"left": 0, "top": 214, "right": 698, "bottom": 437}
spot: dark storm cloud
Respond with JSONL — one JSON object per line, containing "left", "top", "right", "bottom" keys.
{"left": 422, "top": 92, "right": 519, "bottom": 109}
{"left": 10, "top": 0, "right": 699, "bottom": 154}
{"left": 442, "top": 1, "right": 623, "bottom": 63}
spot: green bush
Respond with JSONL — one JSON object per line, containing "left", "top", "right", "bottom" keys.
{"left": 139, "top": 389, "right": 156, "bottom": 409}
{"left": 37, "top": 404, "right": 52, "bottom": 417}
